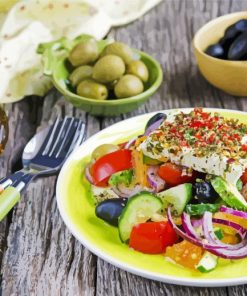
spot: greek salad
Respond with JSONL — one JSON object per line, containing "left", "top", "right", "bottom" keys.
{"left": 85, "top": 108, "right": 247, "bottom": 273}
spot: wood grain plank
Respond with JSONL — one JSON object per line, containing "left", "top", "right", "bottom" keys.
{"left": 1, "top": 0, "right": 247, "bottom": 295}
{"left": 0, "top": 98, "right": 42, "bottom": 270}
{"left": 1, "top": 96, "right": 98, "bottom": 296}
{"left": 97, "top": 0, "right": 247, "bottom": 295}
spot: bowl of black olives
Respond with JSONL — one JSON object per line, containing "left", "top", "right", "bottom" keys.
{"left": 49, "top": 36, "right": 163, "bottom": 116}
{"left": 193, "top": 12, "right": 247, "bottom": 96}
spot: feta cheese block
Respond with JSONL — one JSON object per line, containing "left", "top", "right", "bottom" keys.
{"left": 139, "top": 109, "right": 247, "bottom": 185}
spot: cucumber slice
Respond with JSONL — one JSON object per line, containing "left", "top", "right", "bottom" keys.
{"left": 118, "top": 192, "right": 163, "bottom": 242}
{"left": 211, "top": 177, "right": 247, "bottom": 210}
{"left": 158, "top": 183, "right": 192, "bottom": 215}
{"left": 196, "top": 252, "right": 218, "bottom": 273}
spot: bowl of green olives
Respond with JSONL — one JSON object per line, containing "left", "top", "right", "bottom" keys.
{"left": 193, "top": 11, "right": 247, "bottom": 96}
{"left": 50, "top": 37, "right": 163, "bottom": 116}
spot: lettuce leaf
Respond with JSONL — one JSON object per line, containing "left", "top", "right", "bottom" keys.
{"left": 109, "top": 170, "right": 133, "bottom": 187}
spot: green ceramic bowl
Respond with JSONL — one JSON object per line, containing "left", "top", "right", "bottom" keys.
{"left": 52, "top": 51, "right": 163, "bottom": 116}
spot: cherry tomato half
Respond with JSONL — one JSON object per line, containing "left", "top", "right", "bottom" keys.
{"left": 158, "top": 163, "right": 196, "bottom": 186}
{"left": 91, "top": 149, "right": 132, "bottom": 186}
{"left": 129, "top": 221, "right": 178, "bottom": 254}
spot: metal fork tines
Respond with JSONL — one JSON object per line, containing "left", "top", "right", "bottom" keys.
{"left": 0, "top": 116, "right": 86, "bottom": 190}
{"left": 30, "top": 117, "right": 86, "bottom": 171}
{"left": 0, "top": 116, "right": 86, "bottom": 222}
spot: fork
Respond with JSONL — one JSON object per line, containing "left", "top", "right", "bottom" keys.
{"left": 0, "top": 117, "right": 86, "bottom": 221}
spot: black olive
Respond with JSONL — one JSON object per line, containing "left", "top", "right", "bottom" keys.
{"left": 228, "top": 32, "right": 247, "bottom": 60}
{"left": 192, "top": 181, "right": 219, "bottom": 204}
{"left": 145, "top": 113, "right": 167, "bottom": 131}
{"left": 220, "top": 24, "right": 241, "bottom": 47}
{"left": 95, "top": 198, "right": 128, "bottom": 226}
{"left": 235, "top": 19, "right": 247, "bottom": 32}
{"left": 205, "top": 44, "right": 225, "bottom": 59}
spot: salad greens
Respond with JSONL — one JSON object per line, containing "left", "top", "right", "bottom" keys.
{"left": 108, "top": 169, "right": 133, "bottom": 187}
{"left": 86, "top": 108, "right": 247, "bottom": 273}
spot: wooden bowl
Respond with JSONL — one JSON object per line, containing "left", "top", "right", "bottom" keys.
{"left": 193, "top": 11, "right": 247, "bottom": 96}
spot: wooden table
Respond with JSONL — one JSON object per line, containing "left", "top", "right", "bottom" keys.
{"left": 1, "top": 0, "right": 247, "bottom": 295}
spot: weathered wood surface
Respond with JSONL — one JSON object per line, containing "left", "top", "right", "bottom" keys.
{"left": 1, "top": 0, "right": 247, "bottom": 295}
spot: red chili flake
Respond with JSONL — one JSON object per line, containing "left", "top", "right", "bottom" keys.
{"left": 170, "top": 126, "right": 176, "bottom": 133}
{"left": 195, "top": 133, "right": 202, "bottom": 141}
{"left": 233, "top": 134, "right": 241, "bottom": 141}
{"left": 208, "top": 134, "right": 215, "bottom": 143}
{"left": 200, "top": 112, "right": 210, "bottom": 120}
{"left": 190, "top": 120, "right": 205, "bottom": 128}
{"left": 242, "top": 144, "right": 247, "bottom": 152}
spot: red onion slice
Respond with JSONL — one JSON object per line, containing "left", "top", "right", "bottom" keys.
{"left": 191, "top": 218, "right": 203, "bottom": 228}
{"left": 203, "top": 211, "right": 222, "bottom": 245}
{"left": 202, "top": 211, "right": 246, "bottom": 250}
{"left": 85, "top": 164, "right": 94, "bottom": 184}
{"left": 206, "top": 240, "right": 247, "bottom": 259}
{"left": 112, "top": 183, "right": 143, "bottom": 198}
{"left": 168, "top": 208, "right": 247, "bottom": 255}
{"left": 220, "top": 205, "right": 247, "bottom": 219}
{"left": 144, "top": 119, "right": 163, "bottom": 136}
{"left": 192, "top": 217, "right": 246, "bottom": 240}
{"left": 212, "top": 218, "right": 247, "bottom": 240}
{"left": 147, "top": 166, "right": 166, "bottom": 192}
{"left": 125, "top": 136, "right": 138, "bottom": 149}
{"left": 182, "top": 212, "right": 226, "bottom": 248}
{"left": 182, "top": 212, "right": 201, "bottom": 239}
{"left": 167, "top": 208, "right": 225, "bottom": 250}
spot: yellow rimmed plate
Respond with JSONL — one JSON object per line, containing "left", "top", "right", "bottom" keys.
{"left": 56, "top": 108, "right": 247, "bottom": 287}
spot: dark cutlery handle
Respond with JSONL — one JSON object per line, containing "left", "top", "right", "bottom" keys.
{"left": 0, "top": 171, "right": 25, "bottom": 188}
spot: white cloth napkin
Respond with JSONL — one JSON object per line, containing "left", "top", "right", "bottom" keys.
{"left": 0, "top": 0, "right": 162, "bottom": 103}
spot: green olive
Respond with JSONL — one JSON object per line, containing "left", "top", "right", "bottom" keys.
{"left": 69, "top": 65, "right": 93, "bottom": 87}
{"left": 101, "top": 42, "right": 133, "bottom": 64}
{"left": 68, "top": 39, "right": 99, "bottom": 67}
{"left": 127, "top": 60, "right": 149, "bottom": 82}
{"left": 92, "top": 144, "right": 119, "bottom": 160}
{"left": 114, "top": 75, "right": 144, "bottom": 98}
{"left": 92, "top": 55, "right": 125, "bottom": 83}
{"left": 77, "top": 80, "right": 108, "bottom": 100}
